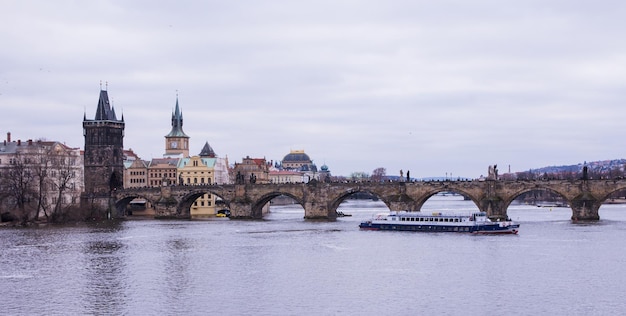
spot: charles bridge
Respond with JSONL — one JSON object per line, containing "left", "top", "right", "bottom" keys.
{"left": 112, "top": 178, "right": 626, "bottom": 221}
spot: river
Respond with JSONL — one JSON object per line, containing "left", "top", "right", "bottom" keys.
{"left": 1, "top": 195, "right": 626, "bottom": 315}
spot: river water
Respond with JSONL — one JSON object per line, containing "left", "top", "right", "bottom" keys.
{"left": 2, "top": 195, "right": 626, "bottom": 315}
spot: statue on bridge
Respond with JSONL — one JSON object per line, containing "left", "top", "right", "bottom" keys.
{"left": 488, "top": 164, "right": 499, "bottom": 180}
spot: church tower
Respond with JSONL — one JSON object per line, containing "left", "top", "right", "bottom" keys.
{"left": 82, "top": 88, "right": 125, "bottom": 208}
{"left": 164, "top": 96, "right": 190, "bottom": 157}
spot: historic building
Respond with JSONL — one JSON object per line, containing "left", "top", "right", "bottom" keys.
{"left": 147, "top": 158, "right": 179, "bottom": 187}
{"left": 274, "top": 149, "right": 323, "bottom": 182}
{"left": 177, "top": 142, "right": 230, "bottom": 217}
{"left": 0, "top": 133, "right": 83, "bottom": 220}
{"left": 82, "top": 89, "right": 125, "bottom": 212}
{"left": 122, "top": 149, "right": 148, "bottom": 189}
{"left": 269, "top": 169, "right": 304, "bottom": 183}
{"left": 233, "top": 156, "right": 271, "bottom": 184}
{"left": 281, "top": 150, "right": 313, "bottom": 169}
{"left": 164, "top": 96, "right": 190, "bottom": 158}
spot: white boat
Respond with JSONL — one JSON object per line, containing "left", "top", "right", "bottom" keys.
{"left": 359, "top": 211, "right": 519, "bottom": 234}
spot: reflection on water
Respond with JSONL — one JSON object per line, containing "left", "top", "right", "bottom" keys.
{"left": 83, "top": 239, "right": 127, "bottom": 316}
{"left": 1, "top": 196, "right": 626, "bottom": 315}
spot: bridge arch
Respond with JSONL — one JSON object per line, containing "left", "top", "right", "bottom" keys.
{"left": 592, "top": 182, "right": 626, "bottom": 204}
{"left": 329, "top": 188, "right": 388, "bottom": 211}
{"left": 178, "top": 188, "right": 232, "bottom": 217}
{"left": 252, "top": 192, "right": 305, "bottom": 218}
{"left": 505, "top": 185, "right": 570, "bottom": 206}
{"left": 412, "top": 186, "right": 481, "bottom": 212}
{"left": 325, "top": 184, "right": 422, "bottom": 216}
{"left": 114, "top": 193, "right": 156, "bottom": 217}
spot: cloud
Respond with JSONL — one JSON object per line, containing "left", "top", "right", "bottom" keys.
{"left": 2, "top": 0, "right": 626, "bottom": 177}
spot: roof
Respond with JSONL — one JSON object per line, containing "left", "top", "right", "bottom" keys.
{"left": 283, "top": 150, "right": 311, "bottom": 163}
{"left": 148, "top": 158, "right": 180, "bottom": 167}
{"left": 165, "top": 96, "right": 189, "bottom": 138}
{"left": 199, "top": 141, "right": 216, "bottom": 157}
{"left": 0, "top": 140, "right": 76, "bottom": 156}
{"left": 178, "top": 157, "right": 217, "bottom": 168}
{"left": 93, "top": 90, "right": 121, "bottom": 121}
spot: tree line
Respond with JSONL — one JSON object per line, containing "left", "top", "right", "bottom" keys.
{"left": 0, "top": 150, "right": 82, "bottom": 224}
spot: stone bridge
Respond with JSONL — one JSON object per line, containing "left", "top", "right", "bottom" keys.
{"left": 111, "top": 179, "right": 626, "bottom": 221}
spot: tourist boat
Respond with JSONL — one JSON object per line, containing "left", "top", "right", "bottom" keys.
{"left": 359, "top": 211, "right": 519, "bottom": 234}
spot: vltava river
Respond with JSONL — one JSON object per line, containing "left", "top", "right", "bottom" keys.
{"left": 2, "top": 195, "right": 626, "bottom": 315}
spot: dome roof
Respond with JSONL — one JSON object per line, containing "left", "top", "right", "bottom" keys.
{"left": 282, "top": 150, "right": 311, "bottom": 163}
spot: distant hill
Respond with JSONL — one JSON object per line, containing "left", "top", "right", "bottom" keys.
{"left": 524, "top": 159, "right": 626, "bottom": 174}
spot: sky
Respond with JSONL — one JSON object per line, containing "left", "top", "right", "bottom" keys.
{"left": 2, "top": 0, "right": 626, "bottom": 178}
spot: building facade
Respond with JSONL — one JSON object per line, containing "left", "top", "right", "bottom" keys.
{"left": 0, "top": 133, "right": 84, "bottom": 220}
{"left": 233, "top": 156, "right": 271, "bottom": 184}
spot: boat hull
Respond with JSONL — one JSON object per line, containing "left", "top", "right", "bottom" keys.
{"left": 359, "top": 222, "right": 519, "bottom": 234}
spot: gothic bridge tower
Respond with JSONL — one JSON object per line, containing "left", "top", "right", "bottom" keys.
{"left": 81, "top": 88, "right": 125, "bottom": 214}
{"left": 164, "top": 95, "right": 190, "bottom": 157}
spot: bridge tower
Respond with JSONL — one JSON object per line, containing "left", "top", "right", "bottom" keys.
{"left": 81, "top": 87, "right": 125, "bottom": 217}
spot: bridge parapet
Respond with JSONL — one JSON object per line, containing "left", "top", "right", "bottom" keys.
{"left": 110, "top": 179, "right": 626, "bottom": 221}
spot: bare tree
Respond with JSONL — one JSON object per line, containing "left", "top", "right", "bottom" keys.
{"left": 1, "top": 152, "right": 36, "bottom": 222}
{"left": 32, "top": 152, "right": 52, "bottom": 220}
{"left": 49, "top": 151, "right": 78, "bottom": 222}
{"left": 371, "top": 167, "right": 386, "bottom": 182}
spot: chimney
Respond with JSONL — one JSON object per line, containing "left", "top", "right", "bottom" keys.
{"left": 7, "top": 132, "right": 11, "bottom": 143}
{"left": 28, "top": 139, "right": 33, "bottom": 146}
{"left": 17, "top": 139, "right": 21, "bottom": 146}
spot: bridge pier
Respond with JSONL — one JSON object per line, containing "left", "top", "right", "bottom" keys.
{"left": 304, "top": 202, "right": 335, "bottom": 220}
{"left": 569, "top": 193, "right": 601, "bottom": 221}
{"left": 152, "top": 186, "right": 189, "bottom": 219}
{"left": 479, "top": 197, "right": 508, "bottom": 220}
{"left": 229, "top": 201, "right": 259, "bottom": 219}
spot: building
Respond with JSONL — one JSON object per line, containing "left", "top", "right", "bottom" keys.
{"left": 176, "top": 142, "right": 231, "bottom": 217}
{"left": 281, "top": 150, "right": 313, "bottom": 170}
{"left": 123, "top": 149, "right": 148, "bottom": 189}
{"left": 147, "top": 158, "right": 179, "bottom": 186}
{"left": 269, "top": 169, "right": 304, "bottom": 183}
{"left": 276, "top": 149, "right": 322, "bottom": 182}
{"left": 233, "top": 156, "right": 271, "bottom": 184}
{"left": 0, "top": 133, "right": 83, "bottom": 220}
{"left": 164, "top": 96, "right": 190, "bottom": 158}
{"left": 82, "top": 89, "right": 125, "bottom": 212}
{"left": 178, "top": 155, "right": 217, "bottom": 217}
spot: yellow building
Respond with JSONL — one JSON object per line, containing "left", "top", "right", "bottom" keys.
{"left": 178, "top": 156, "right": 219, "bottom": 217}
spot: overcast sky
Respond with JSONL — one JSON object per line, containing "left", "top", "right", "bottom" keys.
{"left": 2, "top": 1, "right": 626, "bottom": 178}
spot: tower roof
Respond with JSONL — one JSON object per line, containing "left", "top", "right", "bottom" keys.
{"left": 199, "top": 141, "right": 216, "bottom": 157}
{"left": 166, "top": 96, "right": 189, "bottom": 138}
{"left": 93, "top": 90, "right": 120, "bottom": 121}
